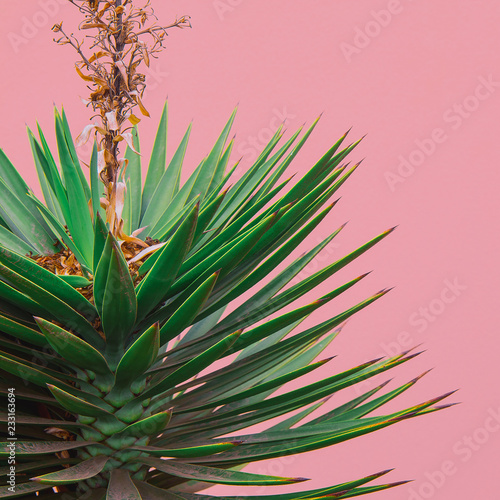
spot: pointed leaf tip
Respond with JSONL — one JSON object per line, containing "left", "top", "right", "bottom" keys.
{"left": 326, "top": 198, "right": 341, "bottom": 210}
{"left": 374, "top": 468, "right": 395, "bottom": 477}
{"left": 337, "top": 320, "right": 349, "bottom": 331}
{"left": 378, "top": 378, "right": 393, "bottom": 389}
{"left": 312, "top": 298, "right": 330, "bottom": 306}
{"left": 319, "top": 356, "right": 335, "bottom": 365}
{"left": 435, "top": 389, "right": 459, "bottom": 401}
{"left": 411, "top": 368, "right": 434, "bottom": 384}
{"left": 401, "top": 343, "right": 424, "bottom": 356}
{"left": 358, "top": 271, "right": 372, "bottom": 280}
{"left": 435, "top": 402, "right": 461, "bottom": 410}
{"left": 377, "top": 287, "right": 394, "bottom": 296}
{"left": 387, "top": 480, "right": 413, "bottom": 487}
{"left": 403, "top": 351, "right": 426, "bottom": 362}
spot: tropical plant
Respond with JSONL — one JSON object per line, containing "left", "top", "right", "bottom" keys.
{"left": 0, "top": 1, "right": 453, "bottom": 499}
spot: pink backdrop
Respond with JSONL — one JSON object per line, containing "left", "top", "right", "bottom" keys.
{"left": 1, "top": 1, "right": 499, "bottom": 499}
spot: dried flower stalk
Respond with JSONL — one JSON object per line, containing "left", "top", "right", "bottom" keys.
{"left": 53, "top": 0, "right": 190, "bottom": 238}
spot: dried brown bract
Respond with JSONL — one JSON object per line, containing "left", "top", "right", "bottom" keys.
{"left": 53, "top": 0, "right": 190, "bottom": 237}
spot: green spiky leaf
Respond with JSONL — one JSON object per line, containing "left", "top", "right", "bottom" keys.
{"left": 33, "top": 456, "right": 108, "bottom": 485}
{"left": 35, "top": 317, "right": 110, "bottom": 375}
{"left": 136, "top": 459, "right": 307, "bottom": 486}
{"left": 0, "top": 107, "right": 452, "bottom": 500}
{"left": 101, "top": 241, "right": 137, "bottom": 347}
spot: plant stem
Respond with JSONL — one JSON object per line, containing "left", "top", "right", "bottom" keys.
{"left": 114, "top": 0, "right": 125, "bottom": 96}
{"left": 107, "top": 0, "right": 125, "bottom": 234}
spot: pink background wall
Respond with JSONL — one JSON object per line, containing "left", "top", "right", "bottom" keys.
{"left": 1, "top": 1, "right": 499, "bottom": 499}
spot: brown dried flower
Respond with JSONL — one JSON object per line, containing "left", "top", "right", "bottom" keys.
{"left": 54, "top": 0, "right": 190, "bottom": 237}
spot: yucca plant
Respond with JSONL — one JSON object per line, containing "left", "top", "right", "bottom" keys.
{"left": 0, "top": 1, "right": 453, "bottom": 499}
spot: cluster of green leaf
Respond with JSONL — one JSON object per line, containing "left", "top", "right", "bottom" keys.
{"left": 0, "top": 105, "right": 452, "bottom": 499}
